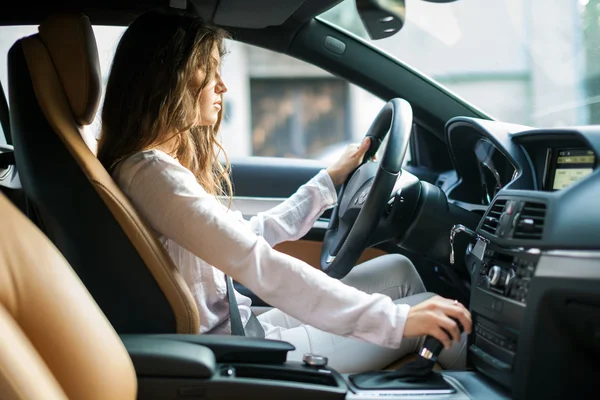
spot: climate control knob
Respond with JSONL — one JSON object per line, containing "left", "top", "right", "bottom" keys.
{"left": 505, "top": 269, "right": 516, "bottom": 287}
{"left": 487, "top": 266, "right": 515, "bottom": 290}
{"left": 487, "top": 266, "right": 502, "bottom": 286}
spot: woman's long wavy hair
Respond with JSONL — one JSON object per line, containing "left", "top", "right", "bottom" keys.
{"left": 98, "top": 9, "right": 232, "bottom": 199}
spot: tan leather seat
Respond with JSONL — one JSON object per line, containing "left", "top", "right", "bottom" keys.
{"left": 8, "top": 14, "right": 199, "bottom": 334}
{"left": 0, "top": 193, "right": 137, "bottom": 400}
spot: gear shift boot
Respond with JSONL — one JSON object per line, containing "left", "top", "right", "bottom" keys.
{"left": 349, "top": 357, "right": 453, "bottom": 391}
{"left": 349, "top": 319, "right": 464, "bottom": 391}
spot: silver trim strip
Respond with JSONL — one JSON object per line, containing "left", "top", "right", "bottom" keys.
{"left": 223, "top": 196, "right": 330, "bottom": 230}
{"left": 221, "top": 196, "right": 286, "bottom": 216}
{"left": 543, "top": 250, "right": 600, "bottom": 259}
{"left": 353, "top": 389, "right": 456, "bottom": 396}
{"left": 313, "top": 220, "right": 329, "bottom": 230}
{"left": 536, "top": 253, "right": 600, "bottom": 280}
{"left": 351, "top": 374, "right": 470, "bottom": 398}
{"left": 227, "top": 195, "right": 289, "bottom": 202}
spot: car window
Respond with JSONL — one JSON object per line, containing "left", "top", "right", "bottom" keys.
{"left": 0, "top": 25, "right": 410, "bottom": 164}
{"left": 0, "top": 25, "right": 125, "bottom": 141}
{"left": 220, "top": 41, "right": 405, "bottom": 163}
{"left": 321, "top": 0, "right": 600, "bottom": 128}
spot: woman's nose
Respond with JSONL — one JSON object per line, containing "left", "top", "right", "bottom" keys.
{"left": 216, "top": 77, "right": 228, "bottom": 94}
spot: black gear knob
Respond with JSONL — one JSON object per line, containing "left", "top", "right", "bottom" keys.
{"left": 419, "top": 318, "right": 464, "bottom": 363}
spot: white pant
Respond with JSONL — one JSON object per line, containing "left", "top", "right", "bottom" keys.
{"left": 258, "top": 254, "right": 468, "bottom": 373}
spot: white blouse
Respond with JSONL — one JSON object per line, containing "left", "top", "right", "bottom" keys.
{"left": 114, "top": 150, "right": 410, "bottom": 348}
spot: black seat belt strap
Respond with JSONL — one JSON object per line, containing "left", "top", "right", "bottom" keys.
{"left": 225, "top": 275, "right": 265, "bottom": 338}
{"left": 225, "top": 274, "right": 245, "bottom": 336}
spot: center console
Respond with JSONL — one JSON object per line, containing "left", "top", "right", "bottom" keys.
{"left": 463, "top": 189, "right": 600, "bottom": 399}
{"left": 121, "top": 334, "right": 348, "bottom": 399}
{"left": 467, "top": 243, "right": 541, "bottom": 388}
{"left": 121, "top": 332, "right": 509, "bottom": 400}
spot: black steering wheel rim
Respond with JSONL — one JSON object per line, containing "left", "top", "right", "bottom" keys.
{"left": 320, "top": 98, "right": 413, "bottom": 279}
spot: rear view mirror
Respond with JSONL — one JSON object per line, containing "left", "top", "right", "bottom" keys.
{"left": 355, "top": 0, "right": 405, "bottom": 40}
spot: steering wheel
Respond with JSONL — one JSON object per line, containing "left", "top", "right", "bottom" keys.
{"left": 320, "top": 98, "right": 413, "bottom": 279}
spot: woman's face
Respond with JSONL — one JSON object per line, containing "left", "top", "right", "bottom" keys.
{"left": 192, "top": 45, "right": 228, "bottom": 127}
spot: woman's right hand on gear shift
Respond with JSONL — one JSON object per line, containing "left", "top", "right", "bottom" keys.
{"left": 403, "top": 295, "right": 472, "bottom": 350}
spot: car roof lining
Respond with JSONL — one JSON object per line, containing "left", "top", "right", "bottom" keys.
{"left": 0, "top": 0, "right": 342, "bottom": 29}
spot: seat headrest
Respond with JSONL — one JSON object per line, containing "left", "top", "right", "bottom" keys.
{"left": 38, "top": 14, "right": 101, "bottom": 126}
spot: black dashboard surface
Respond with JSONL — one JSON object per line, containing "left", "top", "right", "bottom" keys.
{"left": 444, "top": 117, "right": 600, "bottom": 250}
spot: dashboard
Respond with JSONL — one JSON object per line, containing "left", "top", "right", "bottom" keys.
{"left": 442, "top": 118, "right": 600, "bottom": 250}
{"left": 440, "top": 117, "right": 600, "bottom": 398}
{"left": 444, "top": 118, "right": 599, "bottom": 205}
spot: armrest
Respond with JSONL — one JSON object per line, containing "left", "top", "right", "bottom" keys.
{"left": 123, "top": 334, "right": 294, "bottom": 364}
{"left": 121, "top": 336, "right": 215, "bottom": 378}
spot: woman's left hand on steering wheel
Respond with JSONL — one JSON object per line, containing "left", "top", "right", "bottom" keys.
{"left": 326, "top": 138, "right": 372, "bottom": 186}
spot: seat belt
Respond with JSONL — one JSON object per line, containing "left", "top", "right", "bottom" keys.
{"left": 225, "top": 275, "right": 265, "bottom": 338}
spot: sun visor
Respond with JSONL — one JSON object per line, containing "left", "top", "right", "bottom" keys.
{"left": 207, "top": 0, "right": 307, "bottom": 28}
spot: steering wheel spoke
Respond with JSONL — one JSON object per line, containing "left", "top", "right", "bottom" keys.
{"left": 321, "top": 218, "right": 353, "bottom": 264}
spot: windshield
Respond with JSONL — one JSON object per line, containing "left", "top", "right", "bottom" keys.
{"left": 320, "top": 0, "right": 599, "bottom": 128}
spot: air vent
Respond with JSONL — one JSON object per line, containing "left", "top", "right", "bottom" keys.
{"left": 513, "top": 202, "right": 546, "bottom": 240}
{"left": 481, "top": 198, "right": 507, "bottom": 235}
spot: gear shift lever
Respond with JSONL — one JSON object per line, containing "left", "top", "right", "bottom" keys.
{"left": 419, "top": 319, "right": 465, "bottom": 363}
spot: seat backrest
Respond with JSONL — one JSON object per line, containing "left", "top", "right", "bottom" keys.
{"left": 8, "top": 14, "right": 199, "bottom": 334}
{"left": 0, "top": 193, "right": 137, "bottom": 400}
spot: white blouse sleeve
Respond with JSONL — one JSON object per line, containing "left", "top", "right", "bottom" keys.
{"left": 236, "top": 169, "right": 337, "bottom": 247}
{"left": 121, "top": 154, "right": 410, "bottom": 348}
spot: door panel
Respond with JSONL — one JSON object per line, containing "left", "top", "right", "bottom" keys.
{"left": 228, "top": 196, "right": 286, "bottom": 218}
{"left": 230, "top": 156, "right": 336, "bottom": 224}
{"left": 229, "top": 156, "right": 333, "bottom": 246}
{"left": 274, "top": 240, "right": 387, "bottom": 270}
{"left": 230, "top": 156, "right": 328, "bottom": 197}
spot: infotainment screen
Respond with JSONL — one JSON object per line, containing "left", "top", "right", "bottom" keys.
{"left": 550, "top": 148, "right": 595, "bottom": 190}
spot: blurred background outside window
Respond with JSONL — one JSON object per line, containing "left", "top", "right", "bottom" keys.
{"left": 2, "top": 1, "right": 598, "bottom": 162}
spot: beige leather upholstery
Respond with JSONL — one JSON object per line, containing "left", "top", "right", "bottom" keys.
{"left": 275, "top": 240, "right": 388, "bottom": 269}
{"left": 0, "top": 193, "right": 137, "bottom": 400}
{"left": 38, "top": 14, "right": 101, "bottom": 126}
{"left": 18, "top": 14, "right": 199, "bottom": 333}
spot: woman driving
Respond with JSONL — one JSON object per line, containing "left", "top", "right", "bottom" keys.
{"left": 97, "top": 9, "right": 471, "bottom": 373}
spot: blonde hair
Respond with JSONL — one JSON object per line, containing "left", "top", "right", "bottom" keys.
{"left": 98, "top": 9, "right": 232, "bottom": 198}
